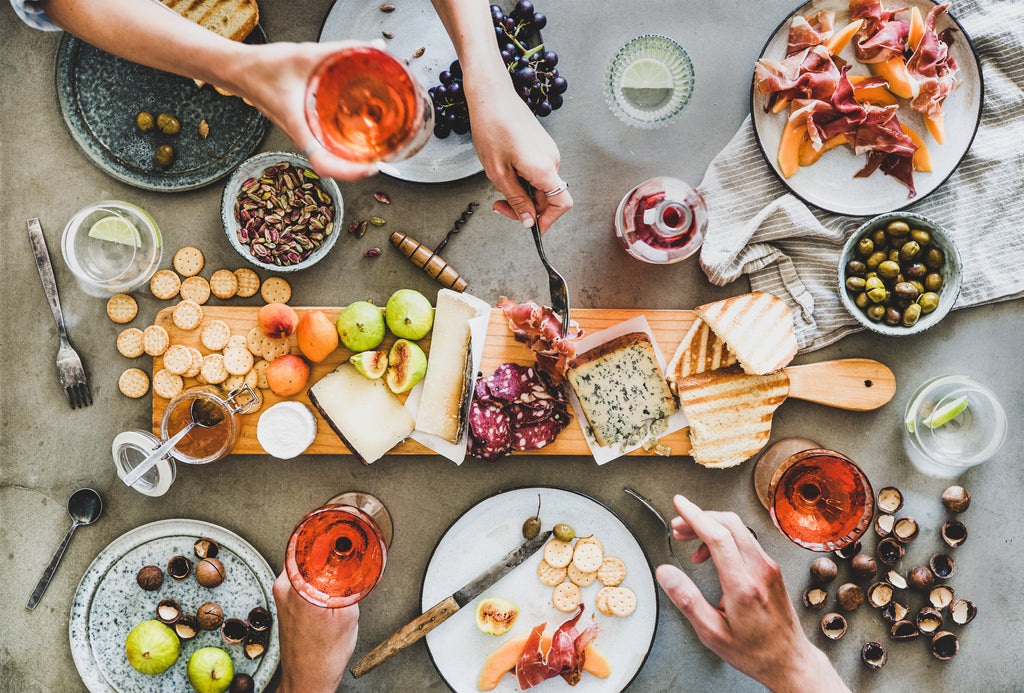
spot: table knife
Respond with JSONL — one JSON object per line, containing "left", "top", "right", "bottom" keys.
{"left": 350, "top": 529, "right": 552, "bottom": 678}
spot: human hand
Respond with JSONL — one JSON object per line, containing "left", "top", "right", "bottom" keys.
{"left": 273, "top": 569, "right": 359, "bottom": 693}
{"left": 655, "top": 495, "right": 849, "bottom": 693}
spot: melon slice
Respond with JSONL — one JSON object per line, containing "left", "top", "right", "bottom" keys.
{"left": 478, "top": 633, "right": 611, "bottom": 690}
{"left": 777, "top": 119, "right": 807, "bottom": 178}
{"left": 925, "top": 111, "right": 946, "bottom": 145}
{"left": 871, "top": 56, "right": 918, "bottom": 99}
{"left": 824, "top": 19, "right": 864, "bottom": 56}
{"left": 797, "top": 133, "right": 847, "bottom": 166}
{"left": 899, "top": 123, "right": 933, "bottom": 171}
{"left": 908, "top": 6, "right": 925, "bottom": 51}
{"left": 848, "top": 75, "right": 900, "bottom": 106}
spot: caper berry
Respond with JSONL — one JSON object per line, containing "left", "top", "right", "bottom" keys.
{"left": 924, "top": 247, "right": 945, "bottom": 269}
{"left": 903, "top": 303, "right": 922, "bottom": 327}
{"left": 900, "top": 241, "right": 921, "bottom": 262}
{"left": 871, "top": 230, "right": 888, "bottom": 249}
{"left": 136, "top": 111, "right": 155, "bottom": 132}
{"left": 894, "top": 282, "right": 919, "bottom": 302}
{"left": 866, "top": 251, "right": 887, "bottom": 270}
{"left": 522, "top": 494, "right": 542, "bottom": 539}
{"left": 553, "top": 523, "right": 575, "bottom": 542}
{"left": 877, "top": 260, "right": 900, "bottom": 280}
{"left": 855, "top": 292, "right": 870, "bottom": 309}
{"left": 846, "top": 260, "right": 867, "bottom": 276}
{"left": 846, "top": 276, "right": 867, "bottom": 292}
{"left": 886, "top": 220, "right": 910, "bottom": 237}
{"left": 866, "top": 305, "right": 885, "bottom": 321}
{"left": 910, "top": 229, "right": 932, "bottom": 246}
{"left": 918, "top": 292, "right": 940, "bottom": 313}
{"left": 856, "top": 238, "right": 875, "bottom": 258}
{"left": 904, "top": 262, "right": 927, "bottom": 280}
{"left": 924, "top": 273, "right": 943, "bottom": 292}
{"left": 154, "top": 144, "right": 175, "bottom": 169}
{"left": 884, "top": 307, "right": 902, "bottom": 325}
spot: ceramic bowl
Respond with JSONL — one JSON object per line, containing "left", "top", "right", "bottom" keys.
{"left": 221, "top": 151, "right": 342, "bottom": 272}
{"left": 838, "top": 211, "right": 962, "bottom": 336}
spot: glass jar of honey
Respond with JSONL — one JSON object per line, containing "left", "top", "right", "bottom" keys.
{"left": 160, "top": 385, "right": 259, "bottom": 464}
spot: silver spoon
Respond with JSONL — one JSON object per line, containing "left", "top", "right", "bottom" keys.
{"left": 122, "top": 398, "right": 225, "bottom": 488}
{"left": 27, "top": 488, "right": 103, "bottom": 610}
{"left": 624, "top": 488, "right": 683, "bottom": 571}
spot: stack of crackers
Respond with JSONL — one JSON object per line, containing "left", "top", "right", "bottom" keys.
{"left": 537, "top": 534, "right": 636, "bottom": 618}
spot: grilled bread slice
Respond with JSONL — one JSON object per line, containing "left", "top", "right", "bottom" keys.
{"left": 694, "top": 292, "right": 798, "bottom": 376}
{"left": 675, "top": 366, "right": 789, "bottom": 468}
{"left": 665, "top": 318, "right": 737, "bottom": 395}
{"left": 160, "top": 0, "right": 259, "bottom": 42}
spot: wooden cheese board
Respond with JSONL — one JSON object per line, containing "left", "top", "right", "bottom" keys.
{"left": 152, "top": 306, "right": 700, "bottom": 457}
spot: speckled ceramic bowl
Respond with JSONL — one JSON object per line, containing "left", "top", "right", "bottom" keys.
{"left": 221, "top": 151, "right": 342, "bottom": 272}
{"left": 839, "top": 211, "right": 962, "bottom": 336}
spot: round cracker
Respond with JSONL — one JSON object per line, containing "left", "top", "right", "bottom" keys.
{"left": 106, "top": 294, "right": 138, "bottom": 324}
{"left": 605, "top": 586, "right": 637, "bottom": 617}
{"left": 149, "top": 269, "right": 181, "bottom": 300}
{"left": 571, "top": 541, "right": 604, "bottom": 574}
{"left": 252, "top": 359, "right": 270, "bottom": 389}
{"left": 210, "top": 269, "right": 239, "bottom": 299}
{"left": 261, "top": 337, "right": 291, "bottom": 362}
{"left": 222, "top": 373, "right": 246, "bottom": 393}
{"left": 223, "top": 346, "right": 254, "bottom": 375}
{"left": 552, "top": 581, "right": 582, "bottom": 613}
{"left": 597, "top": 557, "right": 627, "bottom": 587}
{"left": 116, "top": 328, "right": 145, "bottom": 358}
{"left": 543, "top": 539, "right": 573, "bottom": 569}
{"left": 183, "top": 347, "right": 204, "bottom": 378}
{"left": 201, "top": 353, "right": 229, "bottom": 384}
{"left": 179, "top": 275, "right": 211, "bottom": 305}
{"left": 537, "top": 560, "right": 567, "bottom": 587}
{"left": 162, "top": 344, "right": 192, "bottom": 375}
{"left": 243, "top": 368, "right": 259, "bottom": 391}
{"left": 201, "top": 319, "right": 231, "bottom": 351}
{"left": 567, "top": 562, "right": 599, "bottom": 587}
{"left": 576, "top": 535, "right": 604, "bottom": 553}
{"left": 142, "top": 325, "right": 170, "bottom": 357}
{"left": 260, "top": 276, "right": 291, "bottom": 304}
{"left": 226, "top": 335, "right": 247, "bottom": 350}
{"left": 172, "top": 299, "right": 203, "bottom": 331}
{"left": 118, "top": 368, "right": 150, "bottom": 398}
{"left": 173, "top": 246, "right": 204, "bottom": 276}
{"left": 246, "top": 327, "right": 265, "bottom": 356}
{"left": 595, "top": 586, "right": 614, "bottom": 616}
{"left": 153, "top": 368, "right": 184, "bottom": 399}
{"left": 234, "top": 268, "right": 260, "bottom": 298}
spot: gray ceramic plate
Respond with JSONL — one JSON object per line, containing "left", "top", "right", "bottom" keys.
{"left": 55, "top": 29, "right": 269, "bottom": 192}
{"left": 751, "top": 0, "right": 983, "bottom": 215}
{"left": 318, "top": 0, "right": 484, "bottom": 183}
{"left": 421, "top": 487, "right": 658, "bottom": 693}
{"left": 69, "top": 519, "right": 279, "bottom": 692}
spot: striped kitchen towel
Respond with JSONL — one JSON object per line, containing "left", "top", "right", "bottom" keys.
{"left": 697, "top": 0, "right": 1024, "bottom": 353}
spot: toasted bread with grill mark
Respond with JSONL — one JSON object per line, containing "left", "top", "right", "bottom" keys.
{"left": 675, "top": 366, "right": 789, "bottom": 468}
{"left": 665, "top": 318, "right": 737, "bottom": 394}
{"left": 161, "top": 0, "right": 259, "bottom": 42}
{"left": 694, "top": 292, "right": 798, "bottom": 376}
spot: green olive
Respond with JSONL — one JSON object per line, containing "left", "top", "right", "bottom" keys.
{"left": 865, "top": 271, "right": 878, "bottom": 281}
{"left": 894, "top": 282, "right": 919, "bottom": 302}
{"left": 910, "top": 229, "right": 932, "bottom": 246}
{"left": 522, "top": 494, "right": 542, "bottom": 539}
{"left": 136, "top": 112, "right": 155, "bottom": 132}
{"left": 156, "top": 113, "right": 181, "bottom": 135}
{"left": 846, "top": 260, "right": 867, "bottom": 276}
{"left": 865, "top": 276, "right": 884, "bottom": 292}
{"left": 886, "top": 220, "right": 911, "bottom": 237}
{"left": 884, "top": 307, "right": 902, "bottom": 325}
{"left": 866, "top": 251, "right": 887, "bottom": 270}
{"left": 553, "top": 523, "right": 575, "bottom": 542}
{"left": 918, "top": 292, "right": 940, "bottom": 314}
{"left": 889, "top": 249, "right": 901, "bottom": 263}
{"left": 866, "top": 304, "right": 885, "bottom": 321}
{"left": 877, "top": 260, "right": 900, "bottom": 280}
{"left": 855, "top": 292, "right": 870, "bottom": 309}
{"left": 924, "top": 273, "right": 943, "bottom": 292}
{"left": 867, "top": 287, "right": 888, "bottom": 303}
{"left": 924, "top": 247, "right": 945, "bottom": 269}
{"left": 903, "top": 262, "right": 927, "bottom": 280}
{"left": 154, "top": 144, "right": 175, "bottom": 169}
{"left": 845, "top": 276, "right": 867, "bottom": 292}
{"left": 900, "top": 241, "right": 921, "bottom": 262}
{"left": 910, "top": 280, "right": 925, "bottom": 295}
{"left": 903, "top": 303, "right": 922, "bottom": 327}
{"left": 871, "top": 229, "right": 888, "bottom": 249}
{"left": 856, "top": 237, "right": 875, "bottom": 258}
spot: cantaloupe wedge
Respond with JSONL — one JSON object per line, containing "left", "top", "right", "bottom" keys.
{"left": 824, "top": 19, "right": 864, "bottom": 56}
{"left": 848, "top": 75, "right": 900, "bottom": 106}
{"left": 777, "top": 120, "right": 806, "bottom": 178}
{"left": 908, "top": 6, "right": 925, "bottom": 51}
{"left": 870, "top": 56, "right": 918, "bottom": 99}
{"left": 899, "top": 123, "right": 933, "bottom": 172}
{"left": 925, "top": 111, "right": 945, "bottom": 145}
{"left": 772, "top": 96, "right": 791, "bottom": 114}
{"left": 798, "top": 133, "right": 848, "bottom": 166}
{"left": 478, "top": 633, "right": 611, "bottom": 690}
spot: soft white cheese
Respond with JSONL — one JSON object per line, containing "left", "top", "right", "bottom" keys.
{"left": 256, "top": 401, "right": 317, "bottom": 459}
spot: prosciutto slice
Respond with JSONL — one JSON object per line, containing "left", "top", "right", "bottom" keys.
{"left": 906, "top": 4, "right": 958, "bottom": 119}
{"left": 850, "top": 0, "right": 910, "bottom": 63}
{"left": 496, "top": 297, "right": 581, "bottom": 385}
{"left": 755, "top": 45, "right": 841, "bottom": 106}
{"left": 786, "top": 11, "right": 836, "bottom": 56}
{"left": 515, "top": 605, "right": 601, "bottom": 689}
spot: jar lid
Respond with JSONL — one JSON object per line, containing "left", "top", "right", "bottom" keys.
{"left": 112, "top": 430, "right": 176, "bottom": 497}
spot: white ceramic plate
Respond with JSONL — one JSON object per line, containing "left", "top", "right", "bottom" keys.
{"left": 422, "top": 487, "right": 658, "bottom": 693}
{"left": 69, "top": 519, "right": 279, "bottom": 693}
{"left": 318, "top": 0, "right": 484, "bottom": 183}
{"left": 751, "top": 0, "right": 982, "bottom": 215}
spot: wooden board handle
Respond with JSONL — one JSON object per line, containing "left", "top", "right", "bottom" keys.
{"left": 784, "top": 358, "right": 895, "bottom": 411}
{"left": 350, "top": 595, "right": 460, "bottom": 678}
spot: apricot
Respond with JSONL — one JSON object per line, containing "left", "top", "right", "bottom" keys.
{"left": 296, "top": 310, "right": 339, "bottom": 362}
{"left": 259, "top": 302, "right": 298, "bottom": 340}
{"left": 265, "top": 354, "right": 310, "bottom": 397}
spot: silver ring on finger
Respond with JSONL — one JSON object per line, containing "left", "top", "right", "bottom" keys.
{"left": 543, "top": 181, "right": 569, "bottom": 197}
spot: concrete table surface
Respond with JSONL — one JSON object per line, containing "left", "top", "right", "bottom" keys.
{"left": 2, "top": 1, "right": 1022, "bottom": 691}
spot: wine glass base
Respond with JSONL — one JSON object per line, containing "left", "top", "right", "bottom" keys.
{"left": 752, "top": 437, "right": 820, "bottom": 510}
{"left": 327, "top": 491, "right": 393, "bottom": 549}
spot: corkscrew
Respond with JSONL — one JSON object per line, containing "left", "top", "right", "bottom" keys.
{"left": 389, "top": 202, "right": 478, "bottom": 292}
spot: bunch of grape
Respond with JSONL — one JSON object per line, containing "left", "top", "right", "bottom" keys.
{"left": 429, "top": 1, "right": 568, "bottom": 139}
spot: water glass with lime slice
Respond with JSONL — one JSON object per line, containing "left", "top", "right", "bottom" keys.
{"left": 605, "top": 35, "right": 694, "bottom": 129}
{"left": 903, "top": 375, "right": 1006, "bottom": 477}
{"left": 60, "top": 201, "right": 162, "bottom": 297}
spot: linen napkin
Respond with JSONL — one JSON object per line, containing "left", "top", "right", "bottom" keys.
{"left": 698, "top": 0, "right": 1024, "bottom": 353}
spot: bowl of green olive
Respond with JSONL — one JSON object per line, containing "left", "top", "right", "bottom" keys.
{"left": 839, "top": 212, "right": 962, "bottom": 335}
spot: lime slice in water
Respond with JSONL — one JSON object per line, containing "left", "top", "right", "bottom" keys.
{"left": 922, "top": 395, "right": 969, "bottom": 429}
{"left": 618, "top": 57, "right": 674, "bottom": 90}
{"left": 904, "top": 409, "right": 917, "bottom": 434}
{"left": 88, "top": 215, "right": 141, "bottom": 247}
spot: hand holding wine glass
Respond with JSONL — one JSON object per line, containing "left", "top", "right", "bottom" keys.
{"left": 656, "top": 495, "right": 850, "bottom": 693}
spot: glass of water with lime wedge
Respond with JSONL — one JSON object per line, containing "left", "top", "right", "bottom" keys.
{"left": 61, "top": 201, "right": 162, "bottom": 297}
{"left": 903, "top": 375, "right": 1007, "bottom": 477}
{"left": 605, "top": 35, "right": 694, "bottom": 129}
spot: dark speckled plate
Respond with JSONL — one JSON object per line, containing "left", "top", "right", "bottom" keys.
{"left": 55, "top": 29, "right": 269, "bottom": 192}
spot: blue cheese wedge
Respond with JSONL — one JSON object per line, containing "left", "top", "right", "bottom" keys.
{"left": 567, "top": 332, "right": 678, "bottom": 448}
{"left": 414, "top": 290, "right": 477, "bottom": 443}
{"left": 308, "top": 363, "right": 414, "bottom": 464}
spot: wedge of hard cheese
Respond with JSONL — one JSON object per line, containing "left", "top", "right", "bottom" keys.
{"left": 308, "top": 363, "right": 414, "bottom": 464}
{"left": 665, "top": 318, "right": 737, "bottom": 395}
{"left": 567, "top": 332, "right": 678, "bottom": 448}
{"left": 414, "top": 290, "right": 477, "bottom": 443}
{"left": 693, "top": 292, "right": 798, "bottom": 375}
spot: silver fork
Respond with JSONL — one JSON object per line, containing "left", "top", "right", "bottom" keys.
{"left": 523, "top": 183, "right": 571, "bottom": 338}
{"left": 27, "top": 219, "right": 92, "bottom": 410}
{"left": 624, "top": 488, "right": 683, "bottom": 570}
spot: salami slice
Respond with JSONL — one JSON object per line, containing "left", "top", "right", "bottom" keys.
{"left": 469, "top": 400, "right": 511, "bottom": 448}
{"left": 468, "top": 433, "right": 509, "bottom": 461}
{"left": 509, "top": 399, "right": 557, "bottom": 425}
{"left": 511, "top": 419, "right": 565, "bottom": 451}
{"left": 474, "top": 377, "right": 494, "bottom": 402}
{"left": 488, "top": 363, "right": 525, "bottom": 402}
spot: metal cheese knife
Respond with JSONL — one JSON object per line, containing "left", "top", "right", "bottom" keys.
{"left": 349, "top": 529, "right": 552, "bottom": 678}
